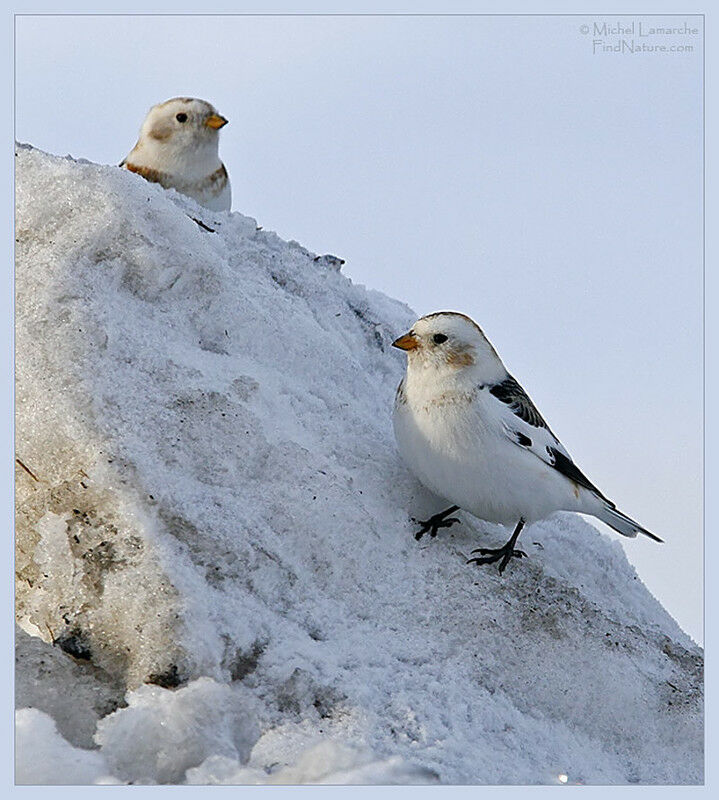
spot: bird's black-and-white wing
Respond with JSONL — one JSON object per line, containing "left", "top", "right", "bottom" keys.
{"left": 489, "top": 375, "right": 548, "bottom": 429}
{"left": 487, "top": 375, "right": 609, "bottom": 502}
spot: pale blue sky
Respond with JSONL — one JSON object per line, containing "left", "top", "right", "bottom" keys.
{"left": 15, "top": 13, "right": 703, "bottom": 642}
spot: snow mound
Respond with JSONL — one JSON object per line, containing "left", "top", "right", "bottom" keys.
{"left": 15, "top": 145, "right": 703, "bottom": 784}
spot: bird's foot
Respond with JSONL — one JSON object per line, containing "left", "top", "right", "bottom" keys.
{"left": 466, "top": 544, "right": 527, "bottom": 575}
{"left": 412, "top": 508, "right": 461, "bottom": 541}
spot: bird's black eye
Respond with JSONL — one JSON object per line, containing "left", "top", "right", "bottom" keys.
{"left": 176, "top": 113, "right": 188, "bottom": 123}
{"left": 433, "top": 333, "right": 448, "bottom": 344}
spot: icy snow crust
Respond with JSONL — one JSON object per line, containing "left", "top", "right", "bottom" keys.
{"left": 15, "top": 145, "right": 702, "bottom": 785}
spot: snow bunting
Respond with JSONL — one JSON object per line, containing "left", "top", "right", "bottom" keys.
{"left": 121, "top": 97, "right": 231, "bottom": 211}
{"left": 392, "top": 312, "right": 661, "bottom": 574}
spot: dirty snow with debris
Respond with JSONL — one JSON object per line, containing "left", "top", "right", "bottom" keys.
{"left": 15, "top": 145, "right": 703, "bottom": 785}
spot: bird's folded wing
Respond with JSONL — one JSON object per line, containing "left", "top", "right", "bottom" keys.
{"left": 489, "top": 375, "right": 610, "bottom": 503}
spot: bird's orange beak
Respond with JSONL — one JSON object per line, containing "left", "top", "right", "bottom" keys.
{"left": 392, "top": 332, "right": 420, "bottom": 351}
{"left": 205, "top": 114, "right": 228, "bottom": 129}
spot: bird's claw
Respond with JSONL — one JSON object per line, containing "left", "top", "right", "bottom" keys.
{"left": 466, "top": 546, "right": 527, "bottom": 575}
{"left": 470, "top": 547, "right": 527, "bottom": 558}
{"left": 412, "top": 515, "right": 461, "bottom": 541}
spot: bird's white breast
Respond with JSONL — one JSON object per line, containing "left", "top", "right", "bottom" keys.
{"left": 123, "top": 138, "right": 231, "bottom": 212}
{"left": 393, "top": 378, "right": 571, "bottom": 525}
{"left": 393, "top": 380, "right": 492, "bottom": 511}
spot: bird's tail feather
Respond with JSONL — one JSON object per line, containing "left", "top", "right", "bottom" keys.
{"left": 597, "top": 504, "right": 663, "bottom": 542}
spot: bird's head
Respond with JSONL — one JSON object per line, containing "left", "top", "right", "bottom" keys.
{"left": 392, "top": 311, "right": 504, "bottom": 382}
{"left": 138, "top": 97, "right": 228, "bottom": 155}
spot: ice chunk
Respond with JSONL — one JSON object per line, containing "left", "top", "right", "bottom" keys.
{"left": 15, "top": 708, "right": 119, "bottom": 785}
{"left": 94, "top": 678, "right": 259, "bottom": 784}
{"left": 15, "top": 626, "right": 125, "bottom": 748}
{"left": 186, "top": 741, "right": 437, "bottom": 785}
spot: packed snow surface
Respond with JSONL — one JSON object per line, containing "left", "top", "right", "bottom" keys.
{"left": 15, "top": 145, "right": 703, "bottom": 785}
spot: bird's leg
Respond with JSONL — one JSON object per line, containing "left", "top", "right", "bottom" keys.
{"left": 467, "top": 518, "right": 527, "bottom": 575}
{"left": 412, "top": 505, "right": 461, "bottom": 541}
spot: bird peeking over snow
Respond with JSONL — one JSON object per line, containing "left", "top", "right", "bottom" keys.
{"left": 392, "top": 312, "right": 662, "bottom": 574}
{"left": 120, "top": 97, "right": 231, "bottom": 212}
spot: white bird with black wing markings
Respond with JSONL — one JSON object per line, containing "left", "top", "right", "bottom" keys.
{"left": 121, "top": 97, "right": 231, "bottom": 211}
{"left": 392, "top": 311, "right": 661, "bottom": 574}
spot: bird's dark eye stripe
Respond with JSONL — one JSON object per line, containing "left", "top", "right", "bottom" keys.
{"left": 433, "top": 333, "right": 448, "bottom": 344}
{"left": 176, "top": 113, "right": 188, "bottom": 123}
